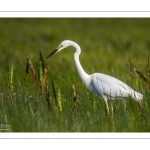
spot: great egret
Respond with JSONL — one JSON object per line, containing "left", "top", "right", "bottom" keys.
{"left": 46, "top": 40, "right": 143, "bottom": 114}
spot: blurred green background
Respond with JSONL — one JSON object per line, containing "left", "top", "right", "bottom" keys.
{"left": 0, "top": 18, "right": 150, "bottom": 79}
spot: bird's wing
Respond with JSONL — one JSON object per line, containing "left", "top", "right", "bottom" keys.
{"left": 91, "top": 73, "right": 131, "bottom": 99}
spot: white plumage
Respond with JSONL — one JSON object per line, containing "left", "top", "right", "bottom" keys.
{"left": 91, "top": 73, "right": 143, "bottom": 100}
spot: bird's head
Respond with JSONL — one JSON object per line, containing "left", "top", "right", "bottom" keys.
{"left": 46, "top": 40, "right": 70, "bottom": 59}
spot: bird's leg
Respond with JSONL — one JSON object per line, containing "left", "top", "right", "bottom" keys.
{"left": 109, "top": 100, "right": 115, "bottom": 124}
{"left": 138, "top": 100, "right": 145, "bottom": 117}
{"left": 103, "top": 96, "right": 110, "bottom": 114}
{"left": 110, "top": 101, "right": 114, "bottom": 115}
{"left": 105, "top": 99, "right": 109, "bottom": 114}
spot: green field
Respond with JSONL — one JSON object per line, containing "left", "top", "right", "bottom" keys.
{"left": 0, "top": 18, "right": 150, "bottom": 132}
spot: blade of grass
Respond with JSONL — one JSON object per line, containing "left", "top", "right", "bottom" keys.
{"left": 8, "top": 61, "right": 13, "bottom": 92}
{"left": 46, "top": 84, "right": 52, "bottom": 112}
{"left": 129, "top": 60, "right": 135, "bottom": 89}
{"left": 146, "top": 55, "right": 150, "bottom": 83}
{"left": 72, "top": 84, "right": 77, "bottom": 116}
{"left": 52, "top": 78, "right": 57, "bottom": 106}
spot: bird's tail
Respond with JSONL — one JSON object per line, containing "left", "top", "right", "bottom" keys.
{"left": 130, "top": 90, "right": 143, "bottom": 101}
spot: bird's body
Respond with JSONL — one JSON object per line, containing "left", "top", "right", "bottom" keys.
{"left": 46, "top": 40, "right": 143, "bottom": 114}
{"left": 90, "top": 73, "right": 142, "bottom": 101}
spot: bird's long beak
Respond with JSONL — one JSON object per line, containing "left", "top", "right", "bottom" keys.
{"left": 46, "top": 49, "right": 58, "bottom": 59}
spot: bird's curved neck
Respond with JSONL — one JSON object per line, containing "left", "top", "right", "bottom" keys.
{"left": 70, "top": 41, "right": 91, "bottom": 85}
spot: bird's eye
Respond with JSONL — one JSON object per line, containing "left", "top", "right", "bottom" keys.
{"left": 59, "top": 44, "right": 63, "bottom": 48}
{"left": 57, "top": 44, "right": 63, "bottom": 49}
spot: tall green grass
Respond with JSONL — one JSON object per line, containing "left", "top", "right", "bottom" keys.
{"left": 0, "top": 18, "right": 150, "bottom": 132}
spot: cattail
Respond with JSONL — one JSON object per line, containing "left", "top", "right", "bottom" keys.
{"left": 23, "top": 56, "right": 36, "bottom": 85}
{"left": 57, "top": 89, "right": 62, "bottom": 112}
{"left": 129, "top": 60, "right": 150, "bottom": 90}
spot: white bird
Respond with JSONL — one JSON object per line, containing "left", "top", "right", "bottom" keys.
{"left": 46, "top": 40, "right": 144, "bottom": 114}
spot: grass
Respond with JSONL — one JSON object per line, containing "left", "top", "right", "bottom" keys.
{"left": 0, "top": 18, "right": 150, "bottom": 132}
